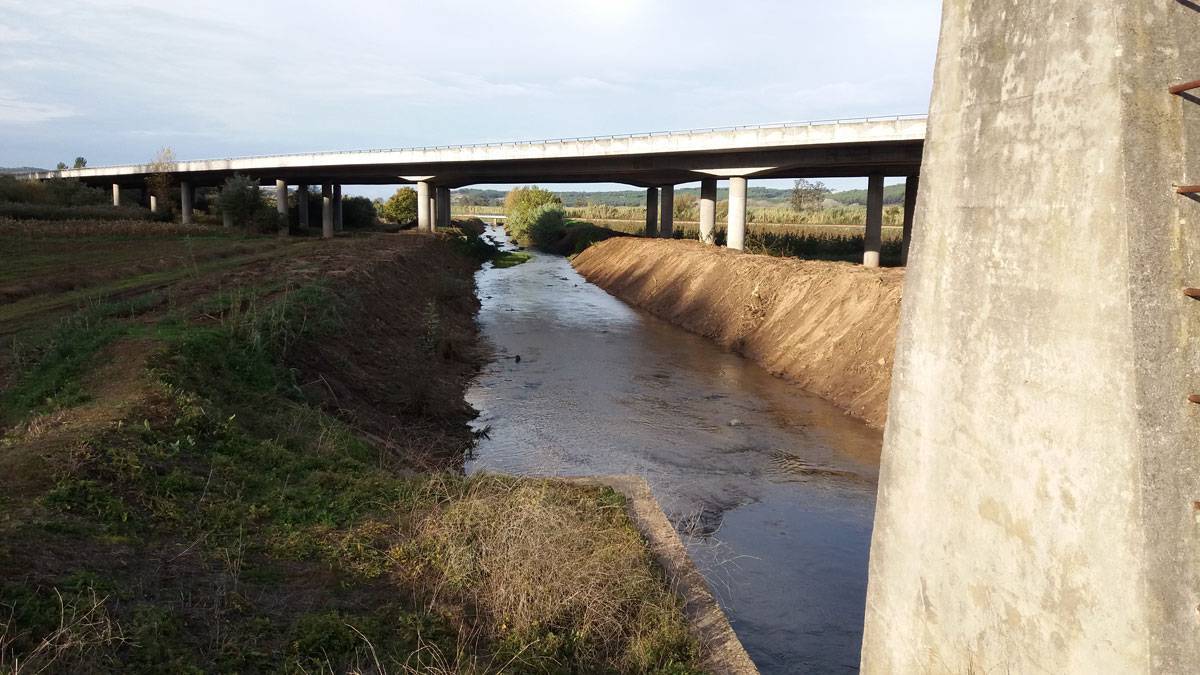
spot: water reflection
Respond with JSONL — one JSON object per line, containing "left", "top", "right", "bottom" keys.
{"left": 466, "top": 225, "right": 882, "bottom": 673}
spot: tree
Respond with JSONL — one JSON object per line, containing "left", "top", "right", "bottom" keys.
{"left": 217, "top": 174, "right": 278, "bottom": 232}
{"left": 504, "top": 186, "right": 561, "bottom": 243}
{"left": 146, "top": 147, "right": 176, "bottom": 213}
{"left": 378, "top": 186, "right": 418, "bottom": 224}
{"left": 56, "top": 162, "right": 67, "bottom": 171}
{"left": 73, "top": 157, "right": 87, "bottom": 169}
{"left": 790, "top": 178, "right": 830, "bottom": 211}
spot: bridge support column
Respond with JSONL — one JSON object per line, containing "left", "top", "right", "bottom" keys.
{"left": 111, "top": 183, "right": 120, "bottom": 207}
{"left": 644, "top": 188, "right": 658, "bottom": 236}
{"left": 435, "top": 186, "right": 450, "bottom": 230}
{"left": 417, "top": 181, "right": 431, "bottom": 232}
{"left": 863, "top": 174, "right": 884, "bottom": 267}
{"left": 333, "top": 184, "right": 343, "bottom": 232}
{"left": 699, "top": 178, "right": 717, "bottom": 244}
{"left": 276, "top": 180, "right": 289, "bottom": 235}
{"left": 149, "top": 195, "right": 157, "bottom": 213}
{"left": 861, "top": 2, "right": 1200, "bottom": 673}
{"left": 321, "top": 184, "right": 333, "bottom": 239}
{"left": 180, "top": 181, "right": 193, "bottom": 224}
{"left": 727, "top": 177, "right": 746, "bottom": 251}
{"left": 900, "top": 175, "right": 918, "bottom": 265}
{"left": 659, "top": 185, "right": 674, "bottom": 238}
{"left": 297, "top": 185, "right": 309, "bottom": 228}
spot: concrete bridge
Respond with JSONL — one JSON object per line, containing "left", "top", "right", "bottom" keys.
{"left": 32, "top": 115, "right": 926, "bottom": 266}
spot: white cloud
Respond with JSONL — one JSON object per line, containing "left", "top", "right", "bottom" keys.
{"left": 0, "top": 91, "right": 74, "bottom": 124}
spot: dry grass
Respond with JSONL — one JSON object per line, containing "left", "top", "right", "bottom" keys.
{"left": 401, "top": 475, "right": 696, "bottom": 671}
{"left": 0, "top": 589, "right": 124, "bottom": 674}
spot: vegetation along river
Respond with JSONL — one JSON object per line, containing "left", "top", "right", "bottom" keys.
{"left": 465, "top": 225, "right": 882, "bottom": 673}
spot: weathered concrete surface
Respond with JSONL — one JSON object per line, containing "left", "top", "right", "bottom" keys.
{"left": 568, "top": 476, "right": 758, "bottom": 675}
{"left": 861, "top": 2, "right": 1200, "bottom": 673}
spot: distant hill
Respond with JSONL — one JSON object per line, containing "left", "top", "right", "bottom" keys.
{"left": 0, "top": 167, "right": 47, "bottom": 175}
{"left": 455, "top": 182, "right": 909, "bottom": 208}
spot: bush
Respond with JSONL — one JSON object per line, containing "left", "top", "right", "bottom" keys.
{"left": 527, "top": 204, "right": 567, "bottom": 249}
{"left": 504, "top": 186, "right": 561, "bottom": 243}
{"left": 0, "top": 175, "right": 109, "bottom": 206}
{"left": 0, "top": 202, "right": 164, "bottom": 222}
{"left": 378, "top": 187, "right": 418, "bottom": 225}
{"left": 216, "top": 174, "right": 281, "bottom": 233}
{"left": 340, "top": 195, "right": 376, "bottom": 229}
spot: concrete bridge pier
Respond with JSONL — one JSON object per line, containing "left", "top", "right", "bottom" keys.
{"left": 659, "top": 185, "right": 674, "bottom": 238}
{"left": 275, "top": 180, "right": 288, "bottom": 235}
{"left": 901, "top": 175, "right": 919, "bottom": 265}
{"left": 863, "top": 174, "right": 884, "bottom": 267}
{"left": 321, "top": 184, "right": 333, "bottom": 239}
{"left": 333, "top": 185, "right": 343, "bottom": 232}
{"left": 699, "top": 178, "right": 717, "bottom": 245}
{"left": 436, "top": 186, "right": 450, "bottom": 230}
{"left": 861, "top": 1, "right": 1200, "bottom": 672}
{"left": 644, "top": 187, "right": 658, "bottom": 236}
{"left": 111, "top": 183, "right": 120, "bottom": 207}
{"left": 727, "top": 177, "right": 747, "bottom": 251}
{"left": 297, "top": 185, "right": 309, "bottom": 228}
{"left": 149, "top": 195, "right": 157, "bottom": 213}
{"left": 180, "top": 181, "right": 193, "bottom": 224}
{"left": 417, "top": 181, "right": 431, "bottom": 232}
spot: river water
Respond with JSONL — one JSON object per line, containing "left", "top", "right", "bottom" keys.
{"left": 464, "top": 226, "right": 882, "bottom": 673}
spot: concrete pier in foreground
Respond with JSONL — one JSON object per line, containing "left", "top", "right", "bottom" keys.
{"left": 861, "top": 1, "right": 1200, "bottom": 672}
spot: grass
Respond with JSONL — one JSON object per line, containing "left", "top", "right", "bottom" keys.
{"left": 491, "top": 251, "right": 531, "bottom": 268}
{"left": 0, "top": 220, "right": 703, "bottom": 673}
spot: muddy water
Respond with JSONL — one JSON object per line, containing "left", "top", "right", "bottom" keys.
{"left": 465, "top": 226, "right": 882, "bottom": 673}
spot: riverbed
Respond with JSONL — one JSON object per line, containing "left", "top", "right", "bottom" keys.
{"left": 465, "top": 226, "right": 882, "bottom": 672}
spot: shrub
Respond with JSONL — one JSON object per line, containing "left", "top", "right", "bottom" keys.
{"left": 216, "top": 175, "right": 281, "bottom": 233}
{"left": 504, "top": 186, "right": 561, "bottom": 243}
{"left": 378, "top": 187, "right": 418, "bottom": 225}
{"left": 528, "top": 204, "right": 567, "bottom": 249}
{"left": 339, "top": 195, "right": 376, "bottom": 229}
{"left": 0, "top": 175, "right": 109, "bottom": 207}
{"left": 0, "top": 203, "right": 164, "bottom": 222}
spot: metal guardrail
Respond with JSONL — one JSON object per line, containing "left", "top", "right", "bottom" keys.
{"left": 56, "top": 114, "right": 928, "bottom": 174}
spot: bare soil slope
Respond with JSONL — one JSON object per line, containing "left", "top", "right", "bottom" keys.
{"left": 573, "top": 238, "right": 903, "bottom": 428}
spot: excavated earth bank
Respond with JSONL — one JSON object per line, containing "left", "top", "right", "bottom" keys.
{"left": 573, "top": 238, "right": 904, "bottom": 428}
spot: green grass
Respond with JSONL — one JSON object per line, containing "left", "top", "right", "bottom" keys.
{"left": 0, "top": 232, "right": 703, "bottom": 673}
{"left": 491, "top": 251, "right": 531, "bottom": 268}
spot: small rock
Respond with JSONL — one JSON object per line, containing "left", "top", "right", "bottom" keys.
{"left": 514, "top": 355, "right": 522, "bottom": 364}
{"left": 728, "top": 419, "right": 743, "bottom": 427}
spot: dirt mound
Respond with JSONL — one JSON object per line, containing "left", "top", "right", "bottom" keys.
{"left": 573, "top": 238, "right": 903, "bottom": 428}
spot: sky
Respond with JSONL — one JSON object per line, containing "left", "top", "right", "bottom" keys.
{"left": 0, "top": 0, "right": 943, "bottom": 197}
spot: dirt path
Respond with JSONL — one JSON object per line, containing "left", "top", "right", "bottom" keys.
{"left": 573, "top": 238, "right": 904, "bottom": 428}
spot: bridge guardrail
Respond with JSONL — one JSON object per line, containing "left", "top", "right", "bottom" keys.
{"left": 51, "top": 114, "right": 928, "bottom": 174}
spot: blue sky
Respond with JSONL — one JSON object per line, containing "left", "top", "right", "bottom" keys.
{"left": 0, "top": 0, "right": 942, "bottom": 196}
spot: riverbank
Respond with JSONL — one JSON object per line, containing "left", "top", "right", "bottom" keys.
{"left": 0, "top": 219, "right": 707, "bottom": 672}
{"left": 573, "top": 237, "right": 903, "bottom": 428}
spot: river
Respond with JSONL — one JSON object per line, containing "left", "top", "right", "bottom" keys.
{"left": 465, "top": 225, "right": 882, "bottom": 673}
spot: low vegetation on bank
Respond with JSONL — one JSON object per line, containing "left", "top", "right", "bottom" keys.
{"left": 0, "top": 218, "right": 702, "bottom": 672}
